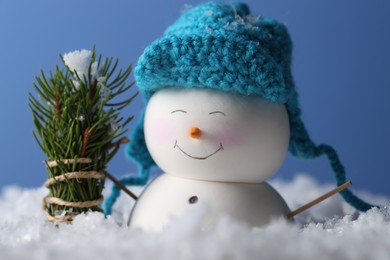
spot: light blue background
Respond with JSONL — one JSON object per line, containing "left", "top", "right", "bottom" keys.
{"left": 0, "top": 0, "right": 389, "bottom": 197}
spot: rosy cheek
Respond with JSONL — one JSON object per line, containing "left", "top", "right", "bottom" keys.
{"left": 149, "top": 119, "right": 176, "bottom": 145}
{"left": 212, "top": 128, "right": 245, "bottom": 149}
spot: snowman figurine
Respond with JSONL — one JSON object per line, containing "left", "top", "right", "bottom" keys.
{"left": 105, "top": 2, "right": 374, "bottom": 230}
{"left": 130, "top": 87, "right": 291, "bottom": 230}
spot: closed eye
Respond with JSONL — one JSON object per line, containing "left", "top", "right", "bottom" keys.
{"left": 209, "top": 111, "right": 226, "bottom": 116}
{"left": 171, "top": 109, "right": 187, "bottom": 114}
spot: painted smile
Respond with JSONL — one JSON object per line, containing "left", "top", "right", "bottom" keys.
{"left": 173, "top": 140, "right": 224, "bottom": 160}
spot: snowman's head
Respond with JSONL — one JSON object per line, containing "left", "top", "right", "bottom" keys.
{"left": 144, "top": 87, "right": 289, "bottom": 183}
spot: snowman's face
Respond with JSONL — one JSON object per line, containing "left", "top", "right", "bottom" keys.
{"left": 144, "top": 88, "right": 290, "bottom": 183}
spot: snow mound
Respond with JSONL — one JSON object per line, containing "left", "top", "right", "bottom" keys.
{"left": 1, "top": 174, "right": 389, "bottom": 260}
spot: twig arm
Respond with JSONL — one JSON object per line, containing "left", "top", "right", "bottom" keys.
{"left": 286, "top": 181, "right": 352, "bottom": 219}
{"left": 104, "top": 171, "right": 138, "bottom": 201}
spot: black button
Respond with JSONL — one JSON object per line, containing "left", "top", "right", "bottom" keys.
{"left": 189, "top": 196, "right": 198, "bottom": 204}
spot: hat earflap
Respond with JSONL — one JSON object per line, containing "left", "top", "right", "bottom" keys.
{"left": 287, "top": 99, "right": 375, "bottom": 211}
{"left": 104, "top": 112, "right": 154, "bottom": 216}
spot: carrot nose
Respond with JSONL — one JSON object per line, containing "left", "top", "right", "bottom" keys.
{"left": 189, "top": 127, "right": 202, "bottom": 139}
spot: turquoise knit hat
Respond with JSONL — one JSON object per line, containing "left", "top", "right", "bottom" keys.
{"left": 105, "top": 2, "right": 374, "bottom": 215}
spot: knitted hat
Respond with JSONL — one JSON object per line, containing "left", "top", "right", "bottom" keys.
{"left": 104, "top": 2, "right": 374, "bottom": 215}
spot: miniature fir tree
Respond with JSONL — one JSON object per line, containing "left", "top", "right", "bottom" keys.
{"left": 29, "top": 47, "right": 136, "bottom": 223}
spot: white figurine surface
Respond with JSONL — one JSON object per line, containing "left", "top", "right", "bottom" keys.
{"left": 130, "top": 88, "right": 291, "bottom": 231}
{"left": 130, "top": 174, "right": 290, "bottom": 231}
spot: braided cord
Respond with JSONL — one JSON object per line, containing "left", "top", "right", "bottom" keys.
{"left": 104, "top": 167, "right": 149, "bottom": 216}
{"left": 315, "top": 144, "right": 375, "bottom": 211}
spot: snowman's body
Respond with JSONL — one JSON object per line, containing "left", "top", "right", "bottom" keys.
{"left": 130, "top": 174, "right": 290, "bottom": 231}
{"left": 129, "top": 88, "right": 291, "bottom": 231}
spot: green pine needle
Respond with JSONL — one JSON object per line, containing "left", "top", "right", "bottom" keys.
{"left": 30, "top": 47, "right": 137, "bottom": 219}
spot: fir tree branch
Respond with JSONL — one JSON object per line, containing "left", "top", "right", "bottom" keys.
{"left": 30, "top": 47, "right": 136, "bottom": 221}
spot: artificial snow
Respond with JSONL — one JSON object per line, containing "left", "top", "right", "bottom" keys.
{"left": 63, "top": 49, "right": 97, "bottom": 78}
{"left": 1, "top": 174, "right": 389, "bottom": 260}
